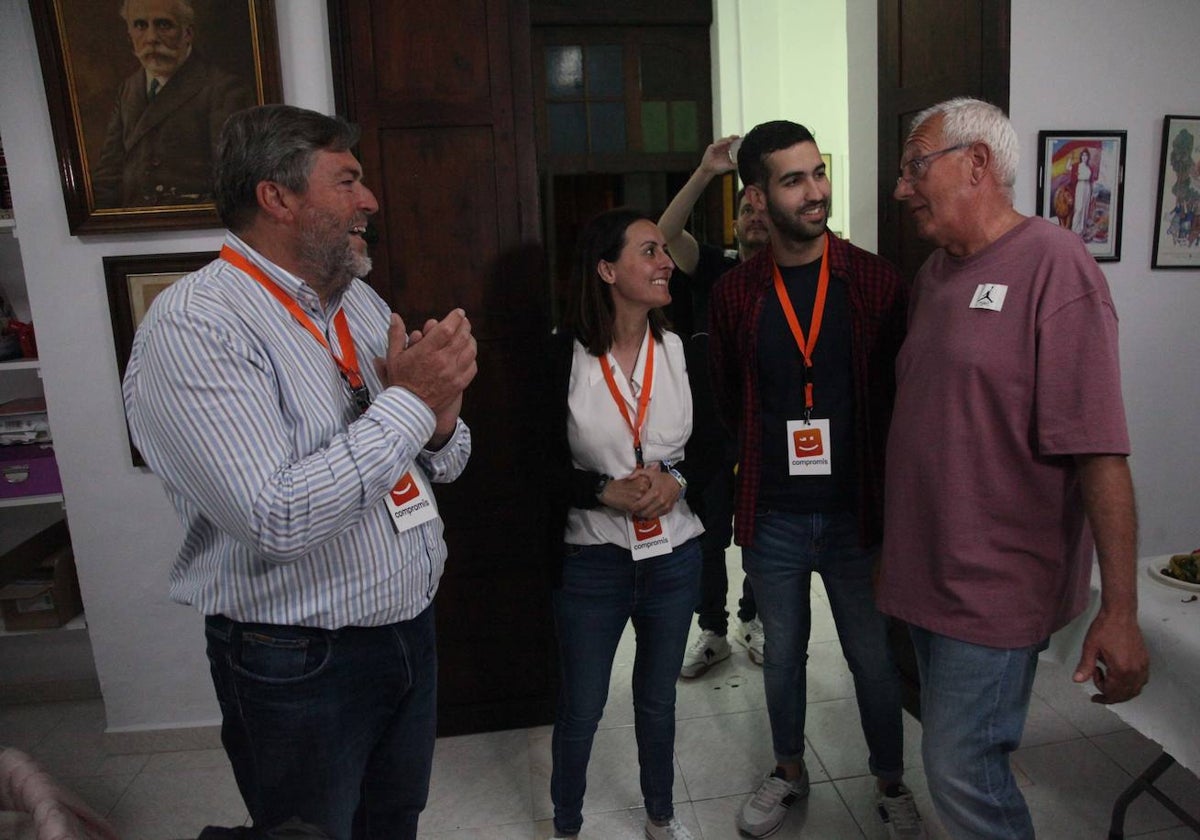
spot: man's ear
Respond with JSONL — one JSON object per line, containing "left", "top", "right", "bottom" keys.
{"left": 256, "top": 181, "right": 293, "bottom": 223}
{"left": 967, "top": 141, "right": 993, "bottom": 186}
{"left": 746, "top": 185, "right": 767, "bottom": 212}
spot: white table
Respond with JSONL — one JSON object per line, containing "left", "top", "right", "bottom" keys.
{"left": 1046, "top": 555, "right": 1200, "bottom": 837}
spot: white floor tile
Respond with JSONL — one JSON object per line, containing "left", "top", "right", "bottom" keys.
{"left": 106, "top": 765, "right": 248, "bottom": 840}
{"left": 423, "top": 728, "right": 533, "bottom": 832}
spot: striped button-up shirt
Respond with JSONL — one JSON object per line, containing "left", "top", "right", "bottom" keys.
{"left": 123, "top": 233, "right": 471, "bottom": 628}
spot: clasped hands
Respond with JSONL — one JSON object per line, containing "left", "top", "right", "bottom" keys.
{"left": 598, "top": 464, "right": 683, "bottom": 521}
{"left": 374, "top": 308, "right": 477, "bottom": 447}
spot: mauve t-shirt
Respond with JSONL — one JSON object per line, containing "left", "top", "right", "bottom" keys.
{"left": 878, "top": 217, "right": 1130, "bottom": 648}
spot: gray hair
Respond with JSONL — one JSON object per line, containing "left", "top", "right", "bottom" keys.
{"left": 214, "top": 104, "right": 361, "bottom": 232}
{"left": 119, "top": 0, "right": 196, "bottom": 29}
{"left": 908, "top": 97, "right": 1018, "bottom": 198}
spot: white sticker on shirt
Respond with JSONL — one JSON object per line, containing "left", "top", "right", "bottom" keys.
{"left": 969, "top": 284, "right": 1008, "bottom": 312}
{"left": 628, "top": 514, "right": 673, "bottom": 561}
{"left": 786, "top": 418, "right": 832, "bottom": 476}
{"left": 384, "top": 467, "right": 439, "bottom": 533}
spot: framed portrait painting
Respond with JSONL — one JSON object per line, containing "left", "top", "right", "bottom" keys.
{"left": 1151, "top": 115, "right": 1200, "bottom": 269}
{"left": 1036, "top": 130, "right": 1127, "bottom": 262}
{"left": 29, "top": 0, "right": 281, "bottom": 235}
{"left": 104, "top": 251, "right": 215, "bottom": 464}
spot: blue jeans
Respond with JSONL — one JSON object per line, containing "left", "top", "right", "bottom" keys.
{"left": 909, "top": 625, "right": 1042, "bottom": 840}
{"left": 205, "top": 606, "right": 438, "bottom": 840}
{"left": 551, "top": 538, "right": 701, "bottom": 835}
{"left": 742, "top": 510, "right": 903, "bottom": 780}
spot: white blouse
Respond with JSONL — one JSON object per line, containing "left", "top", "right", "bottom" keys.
{"left": 564, "top": 328, "right": 705, "bottom": 549}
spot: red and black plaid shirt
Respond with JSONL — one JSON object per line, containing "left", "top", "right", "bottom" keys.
{"left": 708, "top": 233, "right": 909, "bottom": 548}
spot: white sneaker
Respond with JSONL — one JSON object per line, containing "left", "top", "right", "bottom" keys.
{"left": 876, "top": 783, "right": 926, "bottom": 839}
{"left": 645, "top": 816, "right": 695, "bottom": 840}
{"left": 679, "top": 629, "right": 731, "bottom": 678}
{"left": 736, "top": 766, "right": 810, "bottom": 838}
{"left": 736, "top": 617, "right": 765, "bottom": 665}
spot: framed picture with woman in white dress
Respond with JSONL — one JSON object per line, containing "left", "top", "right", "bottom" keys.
{"left": 1036, "top": 130, "right": 1127, "bottom": 262}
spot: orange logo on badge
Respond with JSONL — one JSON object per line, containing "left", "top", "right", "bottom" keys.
{"left": 633, "top": 517, "right": 663, "bottom": 540}
{"left": 793, "top": 428, "right": 824, "bottom": 457}
{"left": 390, "top": 472, "right": 420, "bottom": 505}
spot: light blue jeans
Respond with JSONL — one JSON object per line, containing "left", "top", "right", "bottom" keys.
{"left": 742, "top": 510, "right": 904, "bottom": 780}
{"left": 909, "top": 625, "right": 1043, "bottom": 840}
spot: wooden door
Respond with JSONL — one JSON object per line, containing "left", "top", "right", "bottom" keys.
{"left": 877, "top": 0, "right": 1010, "bottom": 716}
{"left": 878, "top": 0, "right": 1010, "bottom": 282}
{"left": 329, "top": 0, "right": 553, "bottom": 735}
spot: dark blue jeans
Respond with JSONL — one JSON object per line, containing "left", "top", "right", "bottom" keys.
{"left": 551, "top": 538, "right": 701, "bottom": 835}
{"left": 742, "top": 510, "right": 904, "bottom": 780}
{"left": 697, "top": 460, "right": 757, "bottom": 633}
{"left": 204, "top": 605, "right": 437, "bottom": 840}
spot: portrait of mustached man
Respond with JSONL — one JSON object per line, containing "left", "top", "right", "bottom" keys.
{"left": 91, "top": 0, "right": 255, "bottom": 209}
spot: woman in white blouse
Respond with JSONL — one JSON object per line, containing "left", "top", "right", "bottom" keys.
{"left": 545, "top": 208, "right": 713, "bottom": 840}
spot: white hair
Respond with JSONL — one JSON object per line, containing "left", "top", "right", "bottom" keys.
{"left": 118, "top": 0, "right": 196, "bottom": 28}
{"left": 908, "top": 97, "right": 1018, "bottom": 198}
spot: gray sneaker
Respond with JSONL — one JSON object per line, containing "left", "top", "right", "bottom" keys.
{"left": 736, "top": 617, "right": 765, "bottom": 665}
{"left": 645, "top": 816, "right": 695, "bottom": 840}
{"left": 736, "top": 765, "right": 810, "bottom": 837}
{"left": 679, "top": 629, "right": 731, "bottom": 678}
{"left": 877, "top": 783, "right": 927, "bottom": 839}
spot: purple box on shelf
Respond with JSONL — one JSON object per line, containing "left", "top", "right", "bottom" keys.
{"left": 0, "top": 444, "right": 62, "bottom": 498}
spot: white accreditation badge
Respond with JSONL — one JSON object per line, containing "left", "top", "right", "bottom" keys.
{"left": 969, "top": 283, "right": 1007, "bottom": 312}
{"left": 384, "top": 467, "right": 439, "bottom": 533}
{"left": 628, "top": 514, "right": 673, "bottom": 561}
{"left": 786, "top": 418, "right": 833, "bottom": 476}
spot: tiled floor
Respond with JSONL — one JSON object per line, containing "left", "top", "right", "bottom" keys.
{"left": 2, "top": 550, "right": 1198, "bottom": 839}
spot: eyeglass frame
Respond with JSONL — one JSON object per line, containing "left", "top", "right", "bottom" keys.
{"left": 896, "top": 143, "right": 969, "bottom": 185}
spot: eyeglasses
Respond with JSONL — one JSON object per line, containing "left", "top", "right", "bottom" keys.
{"left": 896, "top": 144, "right": 968, "bottom": 185}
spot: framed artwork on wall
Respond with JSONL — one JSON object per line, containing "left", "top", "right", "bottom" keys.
{"left": 1035, "top": 130, "right": 1127, "bottom": 262}
{"left": 28, "top": 0, "right": 280, "bottom": 235}
{"left": 1151, "top": 115, "right": 1200, "bottom": 269}
{"left": 104, "top": 251, "right": 215, "bottom": 465}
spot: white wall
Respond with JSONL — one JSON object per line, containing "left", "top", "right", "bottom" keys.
{"left": 1010, "top": 0, "right": 1200, "bottom": 554}
{"left": 0, "top": 0, "right": 335, "bottom": 733}
{"left": 713, "top": 0, "right": 851, "bottom": 238}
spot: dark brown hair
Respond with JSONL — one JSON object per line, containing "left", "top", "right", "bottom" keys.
{"left": 564, "top": 207, "right": 668, "bottom": 356}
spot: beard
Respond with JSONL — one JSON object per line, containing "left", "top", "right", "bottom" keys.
{"left": 766, "top": 193, "right": 830, "bottom": 245}
{"left": 297, "top": 208, "right": 372, "bottom": 294}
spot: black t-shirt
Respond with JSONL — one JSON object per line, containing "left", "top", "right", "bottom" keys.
{"left": 756, "top": 258, "right": 857, "bottom": 513}
{"left": 666, "top": 244, "right": 739, "bottom": 338}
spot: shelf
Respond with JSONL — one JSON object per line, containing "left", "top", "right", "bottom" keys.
{"left": 0, "top": 610, "right": 85, "bottom": 638}
{"left": 0, "top": 359, "right": 39, "bottom": 371}
{"left": 0, "top": 217, "right": 14, "bottom": 232}
{"left": 0, "top": 494, "right": 64, "bottom": 509}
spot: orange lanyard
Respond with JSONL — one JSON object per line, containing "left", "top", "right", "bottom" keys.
{"left": 220, "top": 245, "right": 371, "bottom": 413}
{"left": 600, "top": 335, "right": 655, "bottom": 467}
{"left": 771, "top": 235, "right": 830, "bottom": 420}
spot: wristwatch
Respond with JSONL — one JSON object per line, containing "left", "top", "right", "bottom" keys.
{"left": 594, "top": 473, "right": 612, "bottom": 500}
{"left": 660, "top": 459, "right": 687, "bottom": 499}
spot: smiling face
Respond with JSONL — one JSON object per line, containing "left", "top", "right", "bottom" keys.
{"left": 754, "top": 141, "right": 831, "bottom": 256}
{"left": 291, "top": 148, "right": 379, "bottom": 296}
{"left": 598, "top": 219, "right": 675, "bottom": 316}
{"left": 124, "top": 0, "right": 192, "bottom": 79}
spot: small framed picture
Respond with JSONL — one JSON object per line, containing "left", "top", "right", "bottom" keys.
{"left": 1036, "top": 130, "right": 1127, "bottom": 262}
{"left": 104, "top": 251, "right": 216, "bottom": 465}
{"left": 1151, "top": 115, "right": 1200, "bottom": 269}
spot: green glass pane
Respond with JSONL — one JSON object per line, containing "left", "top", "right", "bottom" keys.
{"left": 586, "top": 45, "right": 623, "bottom": 97}
{"left": 548, "top": 103, "right": 587, "bottom": 155}
{"left": 642, "top": 102, "right": 668, "bottom": 153}
{"left": 670, "top": 101, "right": 698, "bottom": 152}
{"left": 545, "top": 46, "right": 583, "bottom": 98}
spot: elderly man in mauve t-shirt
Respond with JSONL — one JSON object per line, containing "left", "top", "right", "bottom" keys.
{"left": 881, "top": 97, "right": 1149, "bottom": 840}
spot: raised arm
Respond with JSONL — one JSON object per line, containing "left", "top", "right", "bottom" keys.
{"left": 658, "top": 136, "right": 739, "bottom": 276}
